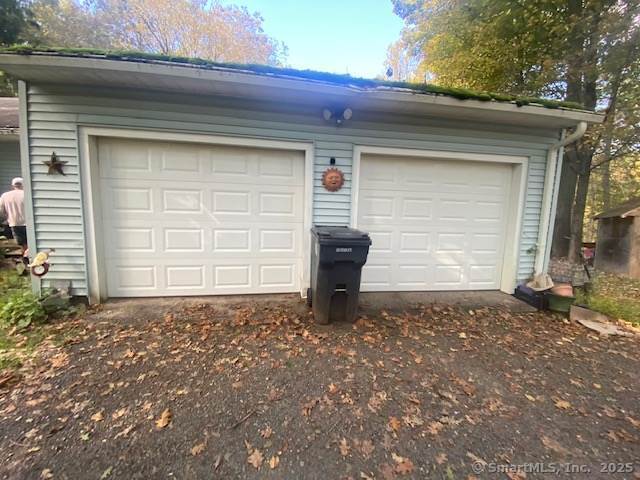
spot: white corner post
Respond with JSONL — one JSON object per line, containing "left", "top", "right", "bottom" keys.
{"left": 17, "top": 81, "right": 40, "bottom": 295}
{"left": 534, "top": 121, "right": 588, "bottom": 275}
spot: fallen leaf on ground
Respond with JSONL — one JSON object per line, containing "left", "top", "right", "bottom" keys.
{"left": 155, "top": 409, "right": 172, "bottom": 429}
{"left": 50, "top": 353, "right": 69, "bottom": 368}
{"left": 260, "top": 425, "right": 273, "bottom": 438}
{"left": 301, "top": 398, "right": 318, "bottom": 416}
{"left": 360, "top": 439, "right": 375, "bottom": 458}
{"left": 379, "top": 463, "right": 396, "bottom": 480}
{"left": 40, "top": 469, "right": 53, "bottom": 479}
{"left": 112, "top": 408, "right": 128, "bottom": 420}
{"left": 388, "top": 416, "right": 401, "bottom": 433}
{"left": 554, "top": 399, "right": 571, "bottom": 410}
{"left": 426, "top": 421, "right": 444, "bottom": 435}
{"left": 191, "top": 442, "right": 205, "bottom": 456}
{"left": 466, "top": 452, "right": 487, "bottom": 466}
{"left": 626, "top": 416, "right": 640, "bottom": 428}
{"left": 114, "top": 425, "right": 133, "bottom": 439}
{"left": 435, "top": 452, "right": 447, "bottom": 464}
{"left": 269, "top": 455, "right": 279, "bottom": 469}
{"left": 541, "top": 435, "right": 569, "bottom": 456}
{"left": 91, "top": 411, "right": 104, "bottom": 422}
{"left": 606, "top": 429, "right": 635, "bottom": 443}
{"left": 392, "top": 453, "right": 414, "bottom": 475}
{"left": 99, "top": 466, "right": 113, "bottom": 479}
{"left": 339, "top": 438, "right": 350, "bottom": 457}
{"left": 247, "top": 448, "right": 263, "bottom": 469}
{"left": 403, "top": 414, "right": 424, "bottom": 428}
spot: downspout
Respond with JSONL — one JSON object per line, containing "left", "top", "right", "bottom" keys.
{"left": 534, "top": 121, "right": 588, "bottom": 275}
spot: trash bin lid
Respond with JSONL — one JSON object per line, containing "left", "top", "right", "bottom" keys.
{"left": 312, "top": 226, "right": 371, "bottom": 245}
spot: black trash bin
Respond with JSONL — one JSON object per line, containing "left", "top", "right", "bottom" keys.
{"left": 309, "top": 226, "right": 371, "bottom": 324}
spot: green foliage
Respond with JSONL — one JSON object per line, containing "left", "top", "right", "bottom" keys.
{"left": 391, "top": 0, "right": 630, "bottom": 105}
{"left": 576, "top": 273, "right": 640, "bottom": 325}
{"left": 0, "top": 269, "right": 46, "bottom": 330}
{"left": 25, "top": 0, "right": 287, "bottom": 66}
{"left": 0, "top": 45, "right": 587, "bottom": 110}
{"left": 0, "top": 290, "right": 47, "bottom": 329}
{"left": 0, "top": 0, "right": 36, "bottom": 45}
{"left": 0, "top": 267, "right": 28, "bottom": 294}
{"left": 392, "top": 0, "right": 640, "bottom": 259}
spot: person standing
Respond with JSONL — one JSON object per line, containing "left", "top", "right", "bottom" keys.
{"left": 0, "top": 177, "right": 27, "bottom": 253}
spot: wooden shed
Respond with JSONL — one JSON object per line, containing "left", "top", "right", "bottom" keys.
{"left": 594, "top": 197, "right": 640, "bottom": 279}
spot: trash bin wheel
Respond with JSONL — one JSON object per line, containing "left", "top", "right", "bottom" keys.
{"left": 306, "top": 288, "right": 312, "bottom": 307}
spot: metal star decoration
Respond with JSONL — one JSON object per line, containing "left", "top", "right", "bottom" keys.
{"left": 44, "top": 152, "right": 68, "bottom": 176}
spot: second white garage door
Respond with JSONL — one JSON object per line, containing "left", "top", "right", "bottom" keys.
{"left": 356, "top": 153, "right": 513, "bottom": 291}
{"left": 98, "top": 138, "right": 305, "bottom": 297}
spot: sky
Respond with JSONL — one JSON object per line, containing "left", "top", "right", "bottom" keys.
{"left": 219, "top": 0, "right": 405, "bottom": 78}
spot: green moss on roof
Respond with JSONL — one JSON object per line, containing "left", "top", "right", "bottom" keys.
{"left": 1, "top": 45, "right": 589, "bottom": 111}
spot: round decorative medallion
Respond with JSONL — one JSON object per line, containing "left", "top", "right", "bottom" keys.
{"left": 322, "top": 167, "right": 345, "bottom": 192}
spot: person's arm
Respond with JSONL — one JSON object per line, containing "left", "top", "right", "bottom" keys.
{"left": 0, "top": 194, "right": 6, "bottom": 220}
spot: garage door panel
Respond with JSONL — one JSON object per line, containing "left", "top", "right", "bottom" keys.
{"left": 401, "top": 198, "right": 433, "bottom": 220}
{"left": 102, "top": 180, "right": 304, "bottom": 223}
{"left": 468, "top": 265, "right": 498, "bottom": 285}
{"left": 359, "top": 194, "right": 394, "bottom": 221}
{"left": 367, "top": 231, "right": 393, "bottom": 253}
{"left": 108, "top": 187, "right": 154, "bottom": 213}
{"left": 99, "top": 138, "right": 305, "bottom": 297}
{"left": 164, "top": 228, "right": 206, "bottom": 252}
{"left": 166, "top": 266, "right": 206, "bottom": 289}
{"left": 106, "top": 257, "right": 302, "bottom": 296}
{"left": 358, "top": 154, "right": 511, "bottom": 291}
{"left": 361, "top": 264, "right": 392, "bottom": 289}
{"left": 100, "top": 140, "right": 304, "bottom": 186}
{"left": 397, "top": 265, "right": 429, "bottom": 288}
{"left": 104, "top": 221, "right": 302, "bottom": 257}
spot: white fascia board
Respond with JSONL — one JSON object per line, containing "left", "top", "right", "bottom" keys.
{"left": 0, "top": 54, "right": 604, "bottom": 127}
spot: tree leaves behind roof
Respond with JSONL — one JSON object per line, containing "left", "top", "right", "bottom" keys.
{"left": 391, "top": 0, "right": 636, "bottom": 104}
{"left": 0, "top": 0, "right": 37, "bottom": 46}
{"left": 2, "top": 45, "right": 589, "bottom": 111}
{"left": 390, "top": 0, "right": 640, "bottom": 261}
{"left": 28, "top": 0, "right": 287, "bottom": 66}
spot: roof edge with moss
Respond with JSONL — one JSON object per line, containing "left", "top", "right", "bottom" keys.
{"left": 1, "top": 45, "right": 592, "bottom": 112}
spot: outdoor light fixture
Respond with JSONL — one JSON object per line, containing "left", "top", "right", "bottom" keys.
{"left": 322, "top": 107, "right": 353, "bottom": 126}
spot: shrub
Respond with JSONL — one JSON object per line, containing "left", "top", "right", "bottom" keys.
{"left": 577, "top": 272, "right": 640, "bottom": 326}
{"left": 0, "top": 291, "right": 48, "bottom": 329}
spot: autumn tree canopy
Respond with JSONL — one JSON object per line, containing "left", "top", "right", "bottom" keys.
{"left": 28, "top": 0, "right": 287, "bottom": 65}
{"left": 391, "top": 0, "right": 640, "bottom": 262}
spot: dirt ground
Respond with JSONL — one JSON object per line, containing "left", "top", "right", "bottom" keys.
{"left": 1, "top": 294, "right": 639, "bottom": 480}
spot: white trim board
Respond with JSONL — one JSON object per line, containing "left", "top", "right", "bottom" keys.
{"left": 0, "top": 54, "right": 603, "bottom": 129}
{"left": 350, "top": 145, "right": 528, "bottom": 294}
{"left": 79, "top": 126, "right": 314, "bottom": 303}
{"left": 18, "top": 81, "right": 40, "bottom": 294}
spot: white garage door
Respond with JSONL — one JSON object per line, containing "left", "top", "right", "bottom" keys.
{"left": 98, "top": 138, "right": 305, "bottom": 297}
{"left": 357, "top": 154, "right": 513, "bottom": 291}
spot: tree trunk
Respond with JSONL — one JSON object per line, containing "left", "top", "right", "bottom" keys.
{"left": 551, "top": 0, "right": 585, "bottom": 260}
{"left": 601, "top": 152, "right": 611, "bottom": 211}
{"left": 568, "top": 152, "right": 592, "bottom": 264}
{"left": 551, "top": 151, "right": 578, "bottom": 258}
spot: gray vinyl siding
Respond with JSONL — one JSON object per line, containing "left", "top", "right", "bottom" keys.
{"left": 0, "top": 140, "right": 21, "bottom": 194}
{"left": 25, "top": 83, "right": 559, "bottom": 297}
